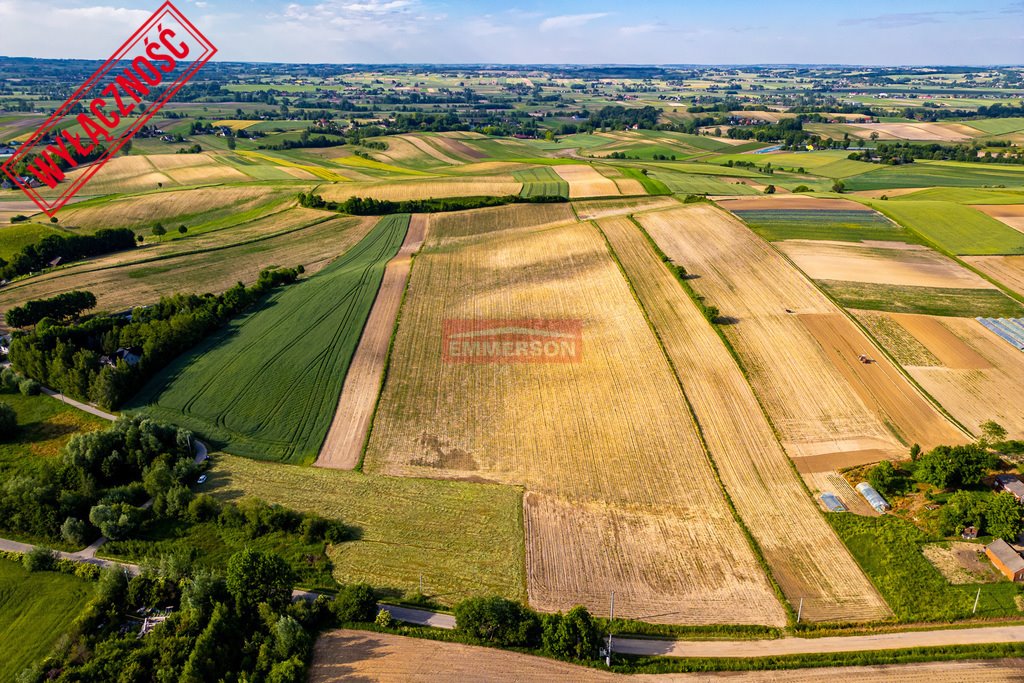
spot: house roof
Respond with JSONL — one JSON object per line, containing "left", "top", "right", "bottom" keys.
{"left": 987, "top": 539, "right": 1024, "bottom": 573}
{"left": 996, "top": 475, "right": 1024, "bottom": 498}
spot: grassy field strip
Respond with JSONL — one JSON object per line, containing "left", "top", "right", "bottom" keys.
{"left": 0, "top": 558, "right": 94, "bottom": 683}
{"left": 868, "top": 201, "right": 1024, "bottom": 256}
{"left": 512, "top": 167, "right": 569, "bottom": 198}
{"left": 317, "top": 214, "right": 428, "bottom": 469}
{"left": 237, "top": 150, "right": 351, "bottom": 181}
{"left": 210, "top": 454, "right": 527, "bottom": 605}
{"left": 365, "top": 212, "right": 784, "bottom": 625}
{"left": 600, "top": 214, "right": 891, "bottom": 623}
{"left": 131, "top": 214, "right": 410, "bottom": 463}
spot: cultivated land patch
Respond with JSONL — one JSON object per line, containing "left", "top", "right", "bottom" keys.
{"left": 777, "top": 240, "right": 996, "bottom": 289}
{"left": 0, "top": 212, "right": 372, "bottom": 318}
{"left": 512, "top": 167, "right": 569, "bottom": 198}
{"left": 922, "top": 542, "right": 1004, "bottom": 585}
{"left": 636, "top": 206, "right": 901, "bottom": 463}
{"left": 418, "top": 202, "right": 577, "bottom": 240}
{"left": 317, "top": 214, "right": 428, "bottom": 470}
{"left": 552, "top": 164, "right": 622, "bottom": 198}
{"left": 871, "top": 201, "right": 1024, "bottom": 256}
{"left": 365, "top": 216, "right": 782, "bottom": 625}
{"left": 819, "top": 281, "right": 1024, "bottom": 319}
{"left": 132, "top": 215, "right": 410, "bottom": 463}
{"left": 210, "top": 454, "right": 525, "bottom": 604}
{"left": 893, "top": 316, "right": 1024, "bottom": 439}
{"left": 730, "top": 208, "right": 913, "bottom": 244}
{"left": 603, "top": 212, "right": 890, "bottom": 623}
{"left": 317, "top": 177, "right": 522, "bottom": 202}
{"left": 571, "top": 195, "right": 680, "bottom": 221}
{"left": 844, "top": 162, "right": 1024, "bottom": 192}
{"left": 309, "top": 632, "right": 1024, "bottom": 683}
{"left": 0, "top": 558, "right": 94, "bottom": 683}
{"left": 846, "top": 122, "right": 975, "bottom": 141}
{"left": 965, "top": 255, "right": 1024, "bottom": 297}
{"left": 57, "top": 185, "right": 287, "bottom": 231}
{"left": 648, "top": 170, "right": 761, "bottom": 196}
{"left": 974, "top": 204, "right": 1024, "bottom": 234}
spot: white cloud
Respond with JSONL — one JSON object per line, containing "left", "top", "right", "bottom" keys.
{"left": 539, "top": 12, "right": 608, "bottom": 32}
{"left": 619, "top": 23, "right": 659, "bottom": 36}
{"left": 52, "top": 5, "right": 149, "bottom": 22}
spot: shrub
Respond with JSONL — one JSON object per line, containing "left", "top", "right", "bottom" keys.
{"left": 18, "top": 378, "right": 40, "bottom": 396}
{"left": 23, "top": 546, "right": 56, "bottom": 572}
{"left": 332, "top": 583, "right": 377, "bottom": 622}
{"left": 867, "top": 460, "right": 910, "bottom": 497}
{"left": 375, "top": 608, "right": 394, "bottom": 628}
{"left": 0, "top": 367, "right": 20, "bottom": 391}
{"left": 89, "top": 502, "right": 144, "bottom": 539}
{"left": 542, "top": 606, "right": 601, "bottom": 660}
{"left": 0, "top": 402, "right": 17, "bottom": 440}
{"left": 188, "top": 494, "right": 221, "bottom": 522}
{"left": 60, "top": 517, "right": 88, "bottom": 547}
{"left": 454, "top": 596, "right": 540, "bottom": 647}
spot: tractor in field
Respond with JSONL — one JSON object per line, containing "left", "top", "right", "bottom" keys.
{"left": 858, "top": 353, "right": 874, "bottom": 364}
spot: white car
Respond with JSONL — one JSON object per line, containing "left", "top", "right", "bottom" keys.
{"left": 197, "top": 474, "right": 208, "bottom": 485}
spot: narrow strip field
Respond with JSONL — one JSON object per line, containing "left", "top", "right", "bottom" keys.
{"left": 365, "top": 212, "right": 783, "bottom": 624}
{"left": 132, "top": 215, "right": 410, "bottom": 463}
{"left": 317, "top": 177, "right": 522, "bottom": 202}
{"left": 317, "top": 214, "right": 428, "bottom": 469}
{"left": 552, "top": 164, "right": 622, "bottom": 198}
{"left": 512, "top": 167, "right": 569, "bottom": 198}
{"left": 600, "top": 214, "right": 890, "bottom": 623}
{"left": 965, "top": 255, "right": 1024, "bottom": 297}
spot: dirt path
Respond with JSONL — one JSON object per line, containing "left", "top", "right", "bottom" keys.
{"left": 315, "top": 215, "right": 428, "bottom": 469}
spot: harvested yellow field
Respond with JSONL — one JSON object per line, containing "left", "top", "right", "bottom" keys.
{"left": 897, "top": 316, "right": 1024, "bottom": 439}
{"left": 370, "top": 135, "right": 451, "bottom": 167}
{"left": 716, "top": 195, "right": 873, "bottom": 211}
{"left": 318, "top": 177, "right": 522, "bottom": 203}
{"left": 0, "top": 212, "right": 373, "bottom": 315}
{"left": 594, "top": 165, "right": 647, "bottom": 195}
{"left": 212, "top": 119, "right": 259, "bottom": 130}
{"left": 56, "top": 155, "right": 172, "bottom": 195}
{"left": 965, "top": 255, "right": 1024, "bottom": 296}
{"left": 365, "top": 216, "right": 783, "bottom": 624}
{"left": 847, "top": 122, "right": 975, "bottom": 141}
{"left": 236, "top": 151, "right": 349, "bottom": 181}
{"left": 777, "top": 240, "right": 994, "bottom": 289}
{"left": 637, "top": 206, "right": 901, "bottom": 461}
{"left": 58, "top": 185, "right": 286, "bottom": 230}
{"left": 600, "top": 214, "right": 890, "bottom": 623}
{"left": 441, "top": 161, "right": 532, "bottom": 175}
{"left": 572, "top": 195, "right": 680, "bottom": 220}
{"left": 311, "top": 631, "right": 1024, "bottom": 683}
{"left": 553, "top": 164, "right": 621, "bottom": 198}
{"left": 426, "top": 202, "right": 576, "bottom": 240}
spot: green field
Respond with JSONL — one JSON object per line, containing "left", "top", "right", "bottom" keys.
{"left": 207, "top": 454, "right": 526, "bottom": 605}
{"left": 0, "top": 390, "right": 106, "bottom": 478}
{"left": 870, "top": 200, "right": 1024, "bottom": 255}
{"left": 892, "top": 187, "right": 1024, "bottom": 204}
{"left": 731, "top": 208, "right": 915, "bottom": 243}
{"left": 131, "top": 214, "right": 410, "bottom": 463}
{"left": 621, "top": 167, "right": 670, "bottom": 195}
{"left": 651, "top": 170, "right": 760, "bottom": 195}
{"left": 964, "top": 117, "right": 1024, "bottom": 136}
{"left": 827, "top": 514, "right": 1021, "bottom": 622}
{"left": 844, "top": 161, "right": 1024, "bottom": 191}
{"left": 820, "top": 280, "right": 1024, "bottom": 318}
{"left": 513, "top": 167, "right": 569, "bottom": 198}
{"left": 0, "top": 559, "right": 94, "bottom": 683}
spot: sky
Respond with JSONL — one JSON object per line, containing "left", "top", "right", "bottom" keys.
{"left": 0, "top": 0, "right": 1021, "bottom": 64}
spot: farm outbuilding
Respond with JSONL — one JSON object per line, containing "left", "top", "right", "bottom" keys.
{"left": 819, "top": 492, "right": 847, "bottom": 512}
{"left": 985, "top": 539, "right": 1024, "bottom": 582}
{"left": 856, "top": 482, "right": 891, "bottom": 513}
{"left": 994, "top": 475, "right": 1024, "bottom": 504}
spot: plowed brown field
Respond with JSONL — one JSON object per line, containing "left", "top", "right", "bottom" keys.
{"left": 966, "top": 255, "right": 1024, "bottom": 297}
{"left": 600, "top": 214, "right": 890, "bottom": 623}
{"left": 365, "top": 214, "right": 783, "bottom": 624}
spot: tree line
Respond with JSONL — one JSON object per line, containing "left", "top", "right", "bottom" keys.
{"left": 297, "top": 192, "right": 566, "bottom": 216}
{"left": 6, "top": 290, "right": 96, "bottom": 328}
{"left": 0, "top": 227, "right": 136, "bottom": 282}
{"left": 9, "top": 267, "right": 303, "bottom": 409}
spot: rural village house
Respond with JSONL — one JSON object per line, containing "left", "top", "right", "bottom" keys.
{"left": 985, "top": 539, "right": 1024, "bottom": 582}
{"left": 994, "top": 474, "right": 1024, "bottom": 504}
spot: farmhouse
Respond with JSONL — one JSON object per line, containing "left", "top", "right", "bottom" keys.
{"left": 985, "top": 539, "right": 1024, "bottom": 582}
{"left": 994, "top": 474, "right": 1024, "bottom": 503}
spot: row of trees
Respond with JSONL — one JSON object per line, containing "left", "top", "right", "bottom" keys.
{"left": 0, "top": 227, "right": 136, "bottom": 282}
{"left": 849, "top": 141, "right": 1024, "bottom": 166}
{"left": 5, "top": 290, "right": 96, "bottom": 328}
{"left": 9, "top": 267, "right": 302, "bottom": 408}
{"left": 297, "top": 192, "right": 566, "bottom": 216}
{"left": 454, "top": 596, "right": 602, "bottom": 661}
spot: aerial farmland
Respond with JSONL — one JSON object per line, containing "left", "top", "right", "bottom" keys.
{"left": 0, "top": 52, "right": 1023, "bottom": 679}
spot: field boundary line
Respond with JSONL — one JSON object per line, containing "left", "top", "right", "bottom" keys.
{"left": 594, "top": 218, "right": 794, "bottom": 626}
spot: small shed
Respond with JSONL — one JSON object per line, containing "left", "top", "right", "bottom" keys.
{"left": 856, "top": 482, "right": 890, "bottom": 513}
{"left": 985, "top": 539, "right": 1024, "bottom": 582}
{"left": 962, "top": 526, "right": 979, "bottom": 540}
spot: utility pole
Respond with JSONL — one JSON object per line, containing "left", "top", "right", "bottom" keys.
{"left": 602, "top": 593, "right": 610, "bottom": 667}
{"left": 797, "top": 598, "right": 803, "bottom": 623}
{"left": 419, "top": 573, "right": 423, "bottom": 595}
{"left": 973, "top": 587, "right": 981, "bottom": 615}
